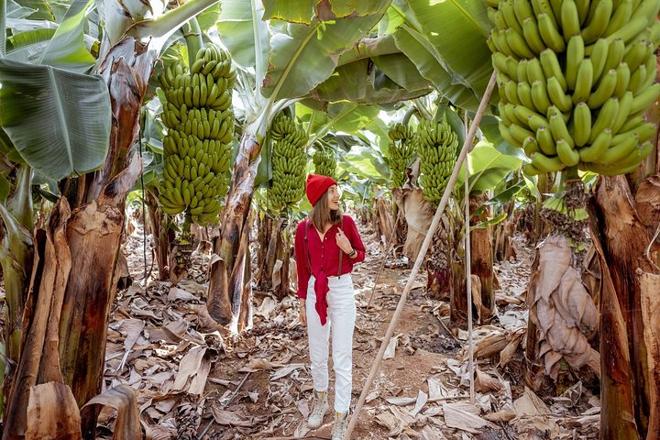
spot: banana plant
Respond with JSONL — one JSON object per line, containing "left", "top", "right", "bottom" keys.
{"left": 207, "top": 0, "right": 392, "bottom": 333}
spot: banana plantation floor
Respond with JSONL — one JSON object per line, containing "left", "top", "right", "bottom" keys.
{"left": 97, "top": 219, "right": 601, "bottom": 439}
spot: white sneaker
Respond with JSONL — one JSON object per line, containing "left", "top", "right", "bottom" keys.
{"left": 331, "top": 411, "right": 349, "bottom": 440}
{"left": 307, "top": 390, "right": 329, "bottom": 429}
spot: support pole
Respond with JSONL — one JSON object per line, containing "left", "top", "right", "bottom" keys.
{"left": 464, "top": 115, "right": 474, "bottom": 404}
{"left": 343, "top": 71, "right": 497, "bottom": 439}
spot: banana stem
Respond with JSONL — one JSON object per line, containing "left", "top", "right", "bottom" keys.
{"left": 183, "top": 18, "right": 204, "bottom": 67}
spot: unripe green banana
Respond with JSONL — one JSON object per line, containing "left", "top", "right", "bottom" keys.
{"left": 488, "top": 0, "right": 657, "bottom": 176}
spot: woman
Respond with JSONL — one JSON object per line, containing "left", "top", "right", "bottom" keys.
{"left": 294, "top": 174, "right": 366, "bottom": 439}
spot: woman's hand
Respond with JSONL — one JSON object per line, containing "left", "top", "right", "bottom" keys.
{"left": 299, "top": 300, "right": 307, "bottom": 326}
{"left": 335, "top": 229, "right": 354, "bottom": 255}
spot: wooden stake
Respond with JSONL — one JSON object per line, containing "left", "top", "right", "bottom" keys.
{"left": 343, "top": 72, "right": 498, "bottom": 440}
{"left": 464, "top": 114, "right": 474, "bottom": 404}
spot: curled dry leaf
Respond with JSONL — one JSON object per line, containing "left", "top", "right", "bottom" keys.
{"left": 475, "top": 369, "right": 503, "bottom": 393}
{"left": 81, "top": 384, "right": 141, "bottom": 440}
{"left": 26, "top": 382, "right": 81, "bottom": 440}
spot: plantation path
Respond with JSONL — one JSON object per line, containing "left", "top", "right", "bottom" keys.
{"left": 99, "top": 218, "right": 601, "bottom": 439}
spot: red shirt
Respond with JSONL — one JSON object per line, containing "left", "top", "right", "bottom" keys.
{"left": 294, "top": 215, "right": 366, "bottom": 324}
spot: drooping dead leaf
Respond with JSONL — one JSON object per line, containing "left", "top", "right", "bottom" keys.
{"left": 81, "top": 385, "right": 141, "bottom": 440}
{"left": 474, "top": 333, "right": 508, "bottom": 359}
{"left": 26, "top": 382, "right": 82, "bottom": 440}
{"left": 442, "top": 402, "right": 497, "bottom": 433}
{"left": 528, "top": 236, "right": 600, "bottom": 379}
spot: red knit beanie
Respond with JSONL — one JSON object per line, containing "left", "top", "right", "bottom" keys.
{"left": 306, "top": 174, "right": 337, "bottom": 206}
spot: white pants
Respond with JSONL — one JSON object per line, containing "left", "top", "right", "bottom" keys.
{"left": 306, "top": 275, "right": 356, "bottom": 413}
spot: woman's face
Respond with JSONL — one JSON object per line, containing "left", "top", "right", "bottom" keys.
{"left": 327, "top": 185, "right": 340, "bottom": 210}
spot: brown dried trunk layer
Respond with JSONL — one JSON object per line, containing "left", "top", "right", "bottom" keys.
{"left": 591, "top": 175, "right": 660, "bottom": 440}
{"left": 469, "top": 195, "right": 495, "bottom": 320}
{"left": 2, "top": 160, "right": 141, "bottom": 440}
{"left": 145, "top": 187, "right": 171, "bottom": 281}
{"left": 207, "top": 131, "right": 260, "bottom": 332}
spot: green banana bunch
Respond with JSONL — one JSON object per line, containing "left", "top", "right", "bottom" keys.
{"left": 488, "top": 0, "right": 660, "bottom": 176}
{"left": 415, "top": 118, "right": 459, "bottom": 203}
{"left": 157, "top": 44, "right": 235, "bottom": 224}
{"left": 313, "top": 148, "right": 337, "bottom": 178}
{"left": 387, "top": 122, "right": 415, "bottom": 188}
{"left": 268, "top": 114, "right": 308, "bottom": 213}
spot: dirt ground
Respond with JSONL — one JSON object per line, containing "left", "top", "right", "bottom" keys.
{"left": 95, "top": 218, "right": 600, "bottom": 439}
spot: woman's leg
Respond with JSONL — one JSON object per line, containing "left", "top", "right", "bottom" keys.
{"left": 306, "top": 279, "right": 330, "bottom": 392}
{"left": 328, "top": 277, "right": 356, "bottom": 413}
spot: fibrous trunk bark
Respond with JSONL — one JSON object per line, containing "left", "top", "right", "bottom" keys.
{"left": 589, "top": 174, "right": 660, "bottom": 440}
{"left": 207, "top": 131, "right": 260, "bottom": 334}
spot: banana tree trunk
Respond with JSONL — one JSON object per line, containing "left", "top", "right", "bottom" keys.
{"left": 0, "top": 168, "right": 33, "bottom": 409}
{"left": 145, "top": 186, "right": 171, "bottom": 281}
{"left": 589, "top": 174, "right": 659, "bottom": 440}
{"left": 207, "top": 130, "right": 260, "bottom": 334}
{"left": 2, "top": 35, "right": 154, "bottom": 440}
{"left": 469, "top": 195, "right": 494, "bottom": 320}
{"left": 274, "top": 221, "right": 292, "bottom": 299}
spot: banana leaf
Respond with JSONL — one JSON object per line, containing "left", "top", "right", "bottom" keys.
{"left": 0, "top": 58, "right": 111, "bottom": 180}
{"left": 465, "top": 141, "right": 523, "bottom": 193}
{"left": 261, "top": 0, "right": 391, "bottom": 101}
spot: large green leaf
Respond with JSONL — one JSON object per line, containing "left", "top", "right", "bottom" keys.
{"left": 0, "top": 59, "right": 111, "bottom": 180}
{"left": 262, "top": 0, "right": 314, "bottom": 24}
{"left": 216, "top": 0, "right": 270, "bottom": 85}
{"left": 466, "top": 141, "right": 522, "bottom": 193}
{"left": 308, "top": 57, "right": 430, "bottom": 105}
{"left": 405, "top": 0, "right": 492, "bottom": 96}
{"left": 393, "top": 26, "right": 479, "bottom": 110}
{"left": 261, "top": 1, "right": 391, "bottom": 101}
{"left": 37, "top": 0, "right": 94, "bottom": 71}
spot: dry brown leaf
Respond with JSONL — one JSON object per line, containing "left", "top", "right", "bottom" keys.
{"left": 384, "top": 335, "right": 399, "bottom": 360}
{"left": 240, "top": 358, "right": 282, "bottom": 372}
{"left": 162, "top": 320, "right": 188, "bottom": 342}
{"left": 271, "top": 363, "right": 304, "bottom": 380}
{"left": 211, "top": 407, "right": 252, "bottom": 427}
{"left": 498, "top": 329, "right": 525, "bottom": 367}
{"left": 26, "top": 382, "right": 81, "bottom": 440}
{"left": 484, "top": 409, "right": 516, "bottom": 422}
{"left": 386, "top": 396, "right": 417, "bottom": 406}
{"left": 172, "top": 346, "right": 210, "bottom": 394}
{"left": 410, "top": 390, "right": 428, "bottom": 417}
{"left": 474, "top": 333, "right": 508, "bottom": 359}
{"left": 81, "top": 385, "right": 141, "bottom": 440}
{"left": 475, "top": 369, "right": 503, "bottom": 393}
{"left": 442, "top": 402, "right": 497, "bottom": 434}
{"left": 168, "top": 287, "right": 198, "bottom": 302}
